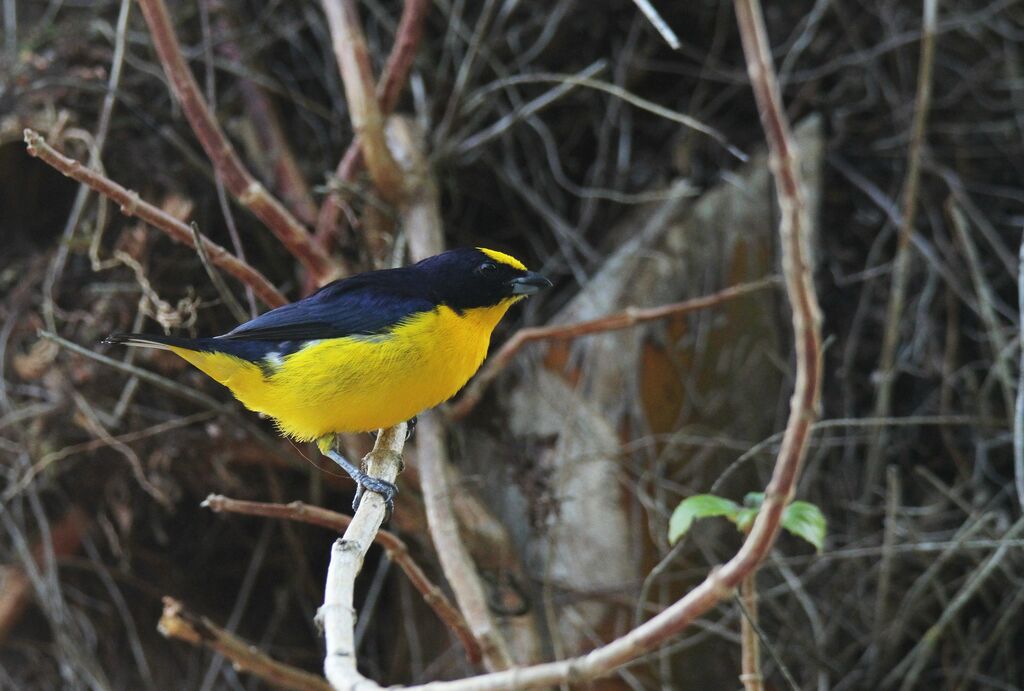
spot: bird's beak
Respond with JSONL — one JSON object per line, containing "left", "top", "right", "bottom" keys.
{"left": 508, "top": 272, "right": 553, "bottom": 296}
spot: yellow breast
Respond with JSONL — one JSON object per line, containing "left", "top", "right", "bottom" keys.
{"left": 171, "top": 300, "right": 518, "bottom": 441}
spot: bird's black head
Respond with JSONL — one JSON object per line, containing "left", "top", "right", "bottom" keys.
{"left": 415, "top": 247, "right": 552, "bottom": 310}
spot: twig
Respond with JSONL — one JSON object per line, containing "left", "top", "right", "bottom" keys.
{"left": 202, "top": 493, "right": 481, "bottom": 664}
{"left": 739, "top": 573, "right": 763, "bottom": 691}
{"left": 23, "top": 130, "right": 286, "bottom": 308}
{"left": 1016, "top": 230, "right": 1024, "bottom": 510}
{"left": 416, "top": 412, "right": 513, "bottom": 671}
{"left": 948, "top": 200, "right": 1015, "bottom": 415}
{"left": 322, "top": 0, "right": 404, "bottom": 205}
{"left": 136, "top": 0, "right": 336, "bottom": 283}
{"left": 630, "top": 0, "right": 681, "bottom": 50}
{"left": 159, "top": 597, "right": 331, "bottom": 691}
{"left": 863, "top": 0, "right": 938, "bottom": 495}
{"left": 448, "top": 277, "right": 779, "bottom": 420}
{"left": 315, "top": 0, "right": 431, "bottom": 247}
{"left": 189, "top": 222, "right": 249, "bottom": 323}
{"left": 319, "top": 424, "right": 407, "bottom": 690}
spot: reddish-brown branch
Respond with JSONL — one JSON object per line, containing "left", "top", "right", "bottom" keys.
{"left": 202, "top": 494, "right": 481, "bottom": 665}
{"left": 159, "top": 597, "right": 332, "bottom": 691}
{"left": 448, "top": 277, "right": 779, "bottom": 420}
{"left": 315, "top": 0, "right": 430, "bottom": 247}
{"left": 213, "top": 14, "right": 320, "bottom": 228}
{"left": 322, "top": 0, "right": 404, "bottom": 206}
{"left": 137, "top": 0, "right": 336, "bottom": 283}
{"left": 24, "top": 129, "right": 286, "bottom": 308}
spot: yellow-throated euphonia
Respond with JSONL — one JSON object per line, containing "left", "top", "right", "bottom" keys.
{"left": 105, "top": 247, "right": 551, "bottom": 511}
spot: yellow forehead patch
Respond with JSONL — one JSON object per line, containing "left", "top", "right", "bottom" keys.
{"left": 477, "top": 247, "right": 526, "bottom": 271}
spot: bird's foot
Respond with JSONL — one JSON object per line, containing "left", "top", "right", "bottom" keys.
{"left": 324, "top": 449, "right": 398, "bottom": 522}
{"left": 352, "top": 477, "right": 398, "bottom": 520}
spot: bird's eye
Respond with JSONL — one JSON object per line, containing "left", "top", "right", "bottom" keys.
{"left": 476, "top": 261, "right": 498, "bottom": 276}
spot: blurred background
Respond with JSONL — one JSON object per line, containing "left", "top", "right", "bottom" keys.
{"left": 1, "top": 0, "right": 1022, "bottom": 689}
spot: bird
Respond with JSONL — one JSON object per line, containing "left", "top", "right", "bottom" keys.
{"left": 104, "top": 247, "right": 551, "bottom": 515}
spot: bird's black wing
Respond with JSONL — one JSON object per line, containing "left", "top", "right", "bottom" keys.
{"left": 219, "top": 270, "right": 435, "bottom": 342}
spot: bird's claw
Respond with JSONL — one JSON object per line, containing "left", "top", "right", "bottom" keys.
{"left": 324, "top": 449, "right": 398, "bottom": 523}
{"left": 352, "top": 474, "right": 398, "bottom": 523}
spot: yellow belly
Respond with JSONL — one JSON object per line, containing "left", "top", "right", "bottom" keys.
{"left": 170, "top": 301, "right": 515, "bottom": 441}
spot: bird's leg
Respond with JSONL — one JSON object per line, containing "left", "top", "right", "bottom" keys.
{"left": 323, "top": 449, "right": 398, "bottom": 521}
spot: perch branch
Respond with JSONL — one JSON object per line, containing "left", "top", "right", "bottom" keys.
{"left": 23, "top": 130, "right": 286, "bottom": 308}
{"left": 416, "top": 412, "right": 513, "bottom": 671}
{"left": 137, "top": 0, "right": 336, "bottom": 283}
{"left": 318, "top": 424, "right": 408, "bottom": 690}
{"left": 448, "top": 276, "right": 779, "bottom": 420}
{"left": 315, "top": 0, "right": 430, "bottom": 245}
{"left": 202, "top": 494, "right": 481, "bottom": 664}
{"left": 159, "top": 597, "right": 331, "bottom": 691}
{"left": 322, "top": 0, "right": 405, "bottom": 205}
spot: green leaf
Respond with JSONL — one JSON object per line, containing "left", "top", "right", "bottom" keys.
{"left": 781, "top": 501, "right": 827, "bottom": 552}
{"left": 743, "top": 492, "right": 765, "bottom": 509}
{"left": 668, "top": 495, "right": 741, "bottom": 544}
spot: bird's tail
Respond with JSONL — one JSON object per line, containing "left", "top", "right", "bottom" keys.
{"left": 103, "top": 332, "right": 200, "bottom": 351}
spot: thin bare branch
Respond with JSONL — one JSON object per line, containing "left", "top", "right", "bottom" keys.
{"left": 159, "top": 597, "right": 332, "bottom": 691}
{"left": 448, "top": 277, "right": 779, "bottom": 420}
{"left": 24, "top": 130, "right": 286, "bottom": 308}
{"left": 202, "top": 494, "right": 481, "bottom": 664}
{"left": 631, "top": 0, "right": 681, "bottom": 50}
{"left": 863, "top": 0, "right": 938, "bottom": 494}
